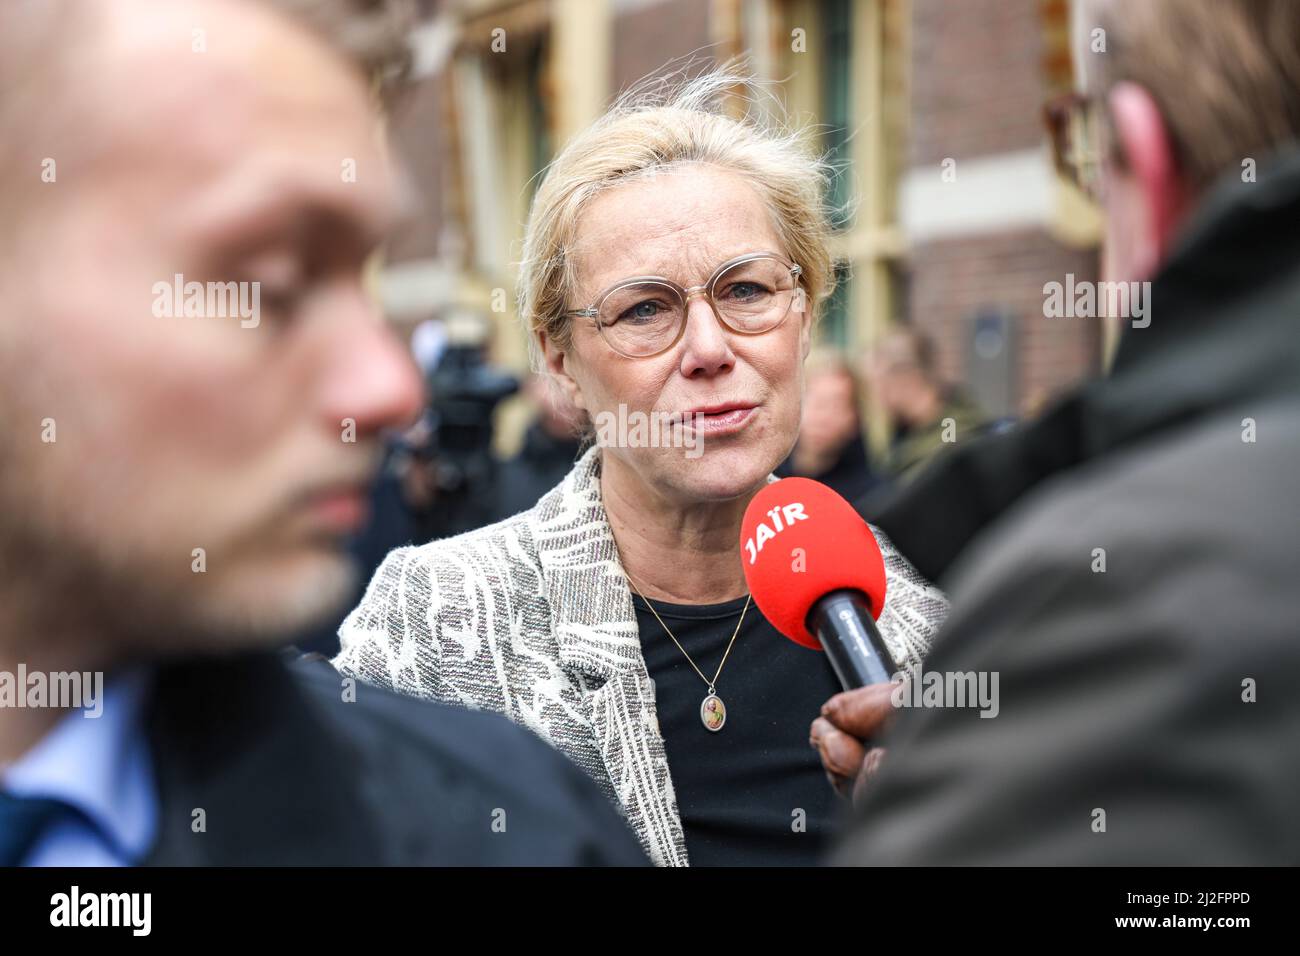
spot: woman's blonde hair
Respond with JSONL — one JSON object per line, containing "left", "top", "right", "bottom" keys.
{"left": 519, "top": 65, "right": 838, "bottom": 373}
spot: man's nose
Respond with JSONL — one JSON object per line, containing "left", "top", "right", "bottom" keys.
{"left": 317, "top": 290, "right": 423, "bottom": 439}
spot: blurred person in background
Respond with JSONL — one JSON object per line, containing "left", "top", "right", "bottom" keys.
{"left": 776, "top": 349, "right": 882, "bottom": 502}
{"left": 334, "top": 69, "right": 950, "bottom": 867}
{"left": 411, "top": 307, "right": 521, "bottom": 536}
{"left": 492, "top": 375, "right": 584, "bottom": 521}
{"left": 867, "top": 325, "right": 989, "bottom": 485}
{"left": 819, "top": 0, "right": 1300, "bottom": 864}
{"left": 0, "top": 0, "right": 644, "bottom": 867}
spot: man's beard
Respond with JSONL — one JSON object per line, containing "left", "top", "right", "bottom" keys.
{"left": 0, "top": 476, "right": 360, "bottom": 664}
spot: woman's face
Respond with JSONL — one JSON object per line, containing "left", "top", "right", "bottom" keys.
{"left": 546, "top": 165, "right": 812, "bottom": 504}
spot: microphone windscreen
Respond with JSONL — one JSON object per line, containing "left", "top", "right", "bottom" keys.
{"left": 740, "top": 477, "right": 887, "bottom": 649}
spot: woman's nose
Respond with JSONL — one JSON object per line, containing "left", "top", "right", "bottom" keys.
{"left": 677, "top": 294, "right": 734, "bottom": 376}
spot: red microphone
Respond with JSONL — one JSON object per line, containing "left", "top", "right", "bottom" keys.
{"left": 741, "top": 477, "right": 899, "bottom": 688}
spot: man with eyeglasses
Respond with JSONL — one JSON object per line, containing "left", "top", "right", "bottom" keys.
{"left": 819, "top": 0, "right": 1300, "bottom": 864}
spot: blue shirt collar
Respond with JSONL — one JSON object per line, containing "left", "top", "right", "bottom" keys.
{"left": 1, "top": 666, "right": 157, "bottom": 863}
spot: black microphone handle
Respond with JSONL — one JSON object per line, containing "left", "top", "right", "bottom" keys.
{"left": 805, "top": 589, "right": 899, "bottom": 690}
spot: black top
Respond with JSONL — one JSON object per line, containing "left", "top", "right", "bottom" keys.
{"left": 632, "top": 592, "right": 850, "bottom": 866}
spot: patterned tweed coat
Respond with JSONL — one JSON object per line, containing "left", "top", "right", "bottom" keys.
{"left": 333, "top": 446, "right": 949, "bottom": 866}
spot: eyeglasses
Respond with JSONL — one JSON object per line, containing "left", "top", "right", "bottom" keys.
{"left": 1043, "top": 91, "right": 1110, "bottom": 204}
{"left": 565, "top": 252, "right": 804, "bottom": 359}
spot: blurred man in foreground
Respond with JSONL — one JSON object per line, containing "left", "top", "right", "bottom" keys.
{"left": 0, "top": 0, "right": 644, "bottom": 866}
{"left": 819, "top": 0, "right": 1300, "bottom": 863}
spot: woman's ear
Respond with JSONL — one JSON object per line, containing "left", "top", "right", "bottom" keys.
{"left": 538, "top": 330, "right": 587, "bottom": 413}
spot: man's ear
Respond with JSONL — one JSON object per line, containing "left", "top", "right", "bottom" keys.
{"left": 538, "top": 330, "right": 586, "bottom": 413}
{"left": 1107, "top": 81, "right": 1191, "bottom": 276}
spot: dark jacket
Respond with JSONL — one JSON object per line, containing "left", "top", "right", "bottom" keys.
{"left": 493, "top": 420, "right": 583, "bottom": 522}
{"left": 777, "top": 432, "right": 883, "bottom": 502}
{"left": 141, "top": 653, "right": 648, "bottom": 865}
{"left": 838, "top": 147, "right": 1300, "bottom": 865}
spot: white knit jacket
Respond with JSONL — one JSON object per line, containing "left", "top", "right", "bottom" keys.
{"left": 333, "top": 446, "right": 949, "bottom": 866}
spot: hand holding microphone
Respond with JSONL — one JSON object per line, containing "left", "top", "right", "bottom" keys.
{"left": 810, "top": 685, "right": 896, "bottom": 804}
{"left": 740, "top": 477, "right": 904, "bottom": 802}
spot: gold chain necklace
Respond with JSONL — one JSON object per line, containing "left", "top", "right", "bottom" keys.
{"left": 627, "top": 575, "right": 751, "bottom": 733}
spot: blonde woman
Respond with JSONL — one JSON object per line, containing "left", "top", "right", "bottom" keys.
{"left": 334, "top": 71, "right": 949, "bottom": 867}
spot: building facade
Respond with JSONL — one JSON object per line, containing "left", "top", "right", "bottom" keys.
{"left": 384, "top": 0, "right": 1106, "bottom": 448}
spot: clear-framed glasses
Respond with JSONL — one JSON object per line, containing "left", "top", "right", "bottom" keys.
{"left": 565, "top": 251, "right": 804, "bottom": 359}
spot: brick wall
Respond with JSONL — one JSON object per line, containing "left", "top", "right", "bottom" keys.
{"left": 387, "top": 72, "right": 450, "bottom": 263}
{"left": 910, "top": 0, "right": 1049, "bottom": 166}
{"left": 907, "top": 228, "right": 1101, "bottom": 417}
{"left": 611, "top": 0, "right": 714, "bottom": 94}
{"left": 907, "top": 0, "right": 1101, "bottom": 416}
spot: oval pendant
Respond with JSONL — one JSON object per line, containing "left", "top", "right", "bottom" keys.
{"left": 700, "top": 693, "right": 726, "bottom": 732}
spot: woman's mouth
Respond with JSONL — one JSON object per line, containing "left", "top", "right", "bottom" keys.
{"left": 682, "top": 404, "right": 758, "bottom": 435}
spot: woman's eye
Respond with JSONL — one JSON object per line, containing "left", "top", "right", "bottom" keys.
{"left": 722, "top": 282, "right": 769, "bottom": 301}
{"left": 617, "top": 300, "right": 666, "bottom": 323}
